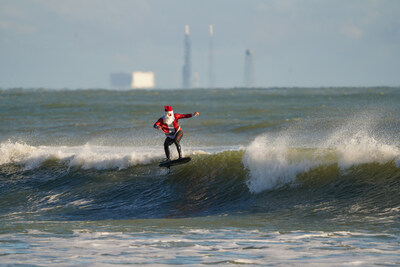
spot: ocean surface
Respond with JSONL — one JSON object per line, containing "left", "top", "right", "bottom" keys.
{"left": 0, "top": 87, "right": 399, "bottom": 266}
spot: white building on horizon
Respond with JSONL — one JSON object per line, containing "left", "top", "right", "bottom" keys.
{"left": 110, "top": 71, "right": 155, "bottom": 89}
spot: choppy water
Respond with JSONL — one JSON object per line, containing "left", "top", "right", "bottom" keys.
{"left": 1, "top": 87, "right": 400, "bottom": 265}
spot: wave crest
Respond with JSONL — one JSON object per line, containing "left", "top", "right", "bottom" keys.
{"left": 243, "top": 129, "right": 400, "bottom": 194}
{"left": 0, "top": 141, "right": 219, "bottom": 171}
{"left": 0, "top": 141, "right": 164, "bottom": 170}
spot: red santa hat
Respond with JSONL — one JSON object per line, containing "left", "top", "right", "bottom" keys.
{"left": 164, "top": 106, "right": 173, "bottom": 112}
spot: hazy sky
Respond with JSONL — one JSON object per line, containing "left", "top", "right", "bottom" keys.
{"left": 1, "top": 0, "right": 399, "bottom": 89}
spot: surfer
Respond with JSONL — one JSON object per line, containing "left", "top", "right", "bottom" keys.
{"left": 154, "top": 106, "right": 199, "bottom": 161}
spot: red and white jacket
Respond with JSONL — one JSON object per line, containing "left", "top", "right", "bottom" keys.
{"left": 154, "top": 113, "right": 193, "bottom": 137}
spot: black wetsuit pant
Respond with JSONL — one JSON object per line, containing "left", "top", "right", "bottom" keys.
{"left": 164, "top": 130, "right": 183, "bottom": 160}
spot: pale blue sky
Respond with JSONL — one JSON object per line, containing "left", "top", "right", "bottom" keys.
{"left": 1, "top": 0, "right": 399, "bottom": 89}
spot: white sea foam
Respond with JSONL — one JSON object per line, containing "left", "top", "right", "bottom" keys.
{"left": 0, "top": 141, "right": 63, "bottom": 170}
{"left": 67, "top": 144, "right": 162, "bottom": 170}
{"left": 0, "top": 141, "right": 235, "bottom": 170}
{"left": 0, "top": 227, "right": 397, "bottom": 266}
{"left": 326, "top": 130, "right": 400, "bottom": 169}
{"left": 244, "top": 114, "right": 400, "bottom": 193}
{"left": 0, "top": 141, "right": 163, "bottom": 170}
{"left": 243, "top": 134, "right": 321, "bottom": 193}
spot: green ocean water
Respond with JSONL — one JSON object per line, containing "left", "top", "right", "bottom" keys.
{"left": 0, "top": 87, "right": 400, "bottom": 265}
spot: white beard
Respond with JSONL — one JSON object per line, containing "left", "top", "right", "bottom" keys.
{"left": 163, "top": 112, "right": 175, "bottom": 125}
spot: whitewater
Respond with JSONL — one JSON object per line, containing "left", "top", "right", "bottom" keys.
{"left": 1, "top": 87, "right": 400, "bottom": 265}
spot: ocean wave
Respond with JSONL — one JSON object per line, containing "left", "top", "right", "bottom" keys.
{"left": 1, "top": 138, "right": 399, "bottom": 189}
{"left": 0, "top": 141, "right": 218, "bottom": 171}
{"left": 243, "top": 129, "right": 400, "bottom": 193}
{"left": 1, "top": 122, "right": 400, "bottom": 221}
{"left": 0, "top": 143, "right": 399, "bottom": 220}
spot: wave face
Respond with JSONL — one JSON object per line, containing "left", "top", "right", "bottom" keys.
{"left": 0, "top": 143, "right": 249, "bottom": 220}
{"left": 1, "top": 87, "right": 400, "bottom": 226}
{"left": 0, "top": 140, "right": 399, "bottom": 224}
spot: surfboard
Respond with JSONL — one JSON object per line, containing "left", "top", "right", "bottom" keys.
{"left": 159, "top": 157, "right": 191, "bottom": 168}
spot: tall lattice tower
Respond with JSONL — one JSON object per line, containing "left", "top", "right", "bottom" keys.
{"left": 182, "top": 25, "right": 191, "bottom": 88}
{"left": 244, "top": 49, "right": 255, "bottom": 87}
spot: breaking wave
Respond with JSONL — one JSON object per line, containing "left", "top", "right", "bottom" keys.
{"left": 243, "top": 131, "right": 400, "bottom": 193}
{"left": 0, "top": 134, "right": 399, "bottom": 221}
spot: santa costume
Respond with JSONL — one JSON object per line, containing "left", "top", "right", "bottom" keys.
{"left": 154, "top": 106, "right": 195, "bottom": 160}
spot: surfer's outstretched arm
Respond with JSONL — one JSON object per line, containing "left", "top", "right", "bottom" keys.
{"left": 175, "top": 112, "right": 199, "bottom": 120}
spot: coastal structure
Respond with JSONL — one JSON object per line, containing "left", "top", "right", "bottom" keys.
{"left": 244, "top": 49, "right": 255, "bottom": 87}
{"left": 182, "top": 25, "right": 191, "bottom": 89}
{"left": 208, "top": 25, "right": 215, "bottom": 88}
{"left": 193, "top": 72, "right": 200, "bottom": 88}
{"left": 131, "top": 72, "right": 155, "bottom": 88}
{"left": 110, "top": 71, "right": 155, "bottom": 89}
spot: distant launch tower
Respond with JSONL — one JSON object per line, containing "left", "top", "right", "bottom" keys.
{"left": 182, "top": 25, "right": 191, "bottom": 88}
{"left": 208, "top": 25, "right": 215, "bottom": 88}
{"left": 244, "top": 49, "right": 255, "bottom": 87}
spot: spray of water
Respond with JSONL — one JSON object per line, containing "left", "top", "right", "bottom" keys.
{"left": 243, "top": 111, "right": 400, "bottom": 193}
